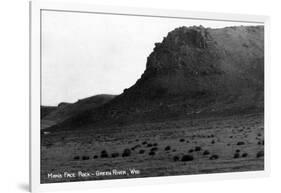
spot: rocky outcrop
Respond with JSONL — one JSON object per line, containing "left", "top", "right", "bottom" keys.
{"left": 130, "top": 25, "right": 263, "bottom": 99}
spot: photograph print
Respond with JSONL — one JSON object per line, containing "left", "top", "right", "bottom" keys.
{"left": 40, "top": 9, "right": 265, "bottom": 183}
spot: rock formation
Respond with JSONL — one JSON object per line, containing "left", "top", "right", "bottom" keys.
{"left": 48, "top": 25, "right": 264, "bottom": 131}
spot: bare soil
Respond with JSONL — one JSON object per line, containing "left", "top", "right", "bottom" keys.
{"left": 41, "top": 112, "right": 264, "bottom": 183}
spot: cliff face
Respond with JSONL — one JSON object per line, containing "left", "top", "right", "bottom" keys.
{"left": 49, "top": 25, "right": 264, "bottom": 131}
{"left": 129, "top": 26, "right": 263, "bottom": 100}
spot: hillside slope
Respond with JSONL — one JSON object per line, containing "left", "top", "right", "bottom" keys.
{"left": 41, "top": 106, "right": 57, "bottom": 118}
{"left": 41, "top": 94, "right": 115, "bottom": 129}
{"left": 49, "top": 25, "right": 264, "bottom": 131}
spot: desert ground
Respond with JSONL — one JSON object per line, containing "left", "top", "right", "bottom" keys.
{"left": 41, "top": 112, "right": 264, "bottom": 183}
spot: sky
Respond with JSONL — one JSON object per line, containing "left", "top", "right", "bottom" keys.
{"left": 41, "top": 10, "right": 262, "bottom": 106}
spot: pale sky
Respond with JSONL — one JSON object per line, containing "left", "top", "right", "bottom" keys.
{"left": 41, "top": 10, "right": 262, "bottom": 106}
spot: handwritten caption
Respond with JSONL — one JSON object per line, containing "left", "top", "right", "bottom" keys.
{"left": 47, "top": 168, "right": 140, "bottom": 179}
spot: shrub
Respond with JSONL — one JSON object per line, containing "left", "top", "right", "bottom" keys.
{"left": 93, "top": 155, "right": 98, "bottom": 159}
{"left": 73, "top": 156, "right": 80, "bottom": 160}
{"left": 82, "top": 156, "right": 89, "bottom": 160}
{"left": 233, "top": 153, "right": 240, "bottom": 159}
{"left": 209, "top": 155, "right": 219, "bottom": 160}
{"left": 101, "top": 150, "right": 107, "bottom": 154}
{"left": 181, "top": 155, "right": 194, "bottom": 162}
{"left": 256, "top": 151, "right": 264, "bottom": 158}
{"left": 242, "top": 153, "right": 248, "bottom": 158}
{"left": 149, "top": 151, "right": 156, "bottom": 156}
{"left": 139, "top": 149, "right": 145, "bottom": 154}
{"left": 237, "top": 141, "right": 245, "bottom": 146}
{"left": 122, "top": 149, "right": 131, "bottom": 157}
{"left": 164, "top": 146, "right": 171, "bottom": 151}
{"left": 258, "top": 140, "right": 264, "bottom": 145}
{"left": 147, "top": 143, "right": 153, "bottom": 147}
{"left": 173, "top": 156, "right": 179, "bottom": 161}
{"left": 100, "top": 150, "right": 109, "bottom": 158}
{"left": 195, "top": 146, "right": 202, "bottom": 151}
{"left": 203, "top": 150, "right": 210, "bottom": 155}
{"left": 131, "top": 144, "right": 141, "bottom": 151}
{"left": 111, "top": 152, "right": 119, "bottom": 158}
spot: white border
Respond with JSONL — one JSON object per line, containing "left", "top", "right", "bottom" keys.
{"left": 30, "top": 1, "right": 270, "bottom": 192}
